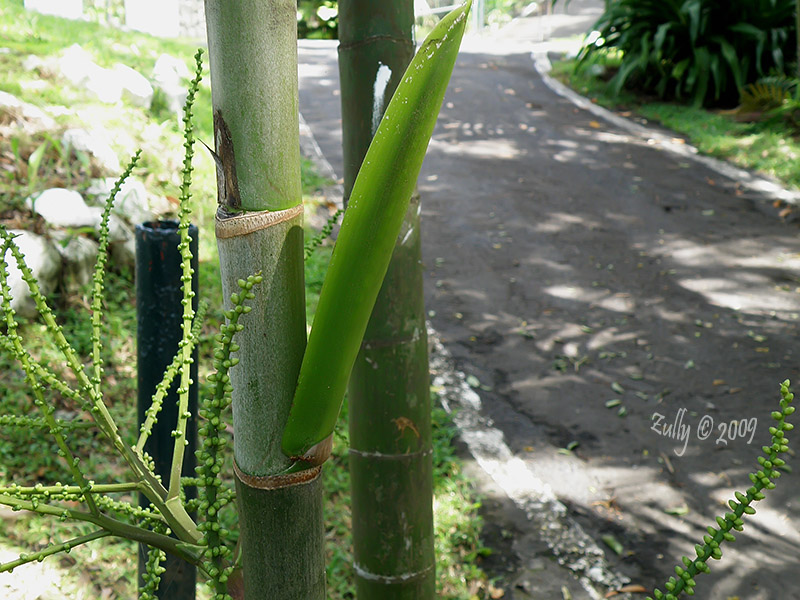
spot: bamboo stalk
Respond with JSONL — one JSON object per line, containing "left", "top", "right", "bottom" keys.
{"left": 204, "top": 1, "right": 324, "bottom": 598}
{"left": 338, "top": 1, "right": 435, "bottom": 597}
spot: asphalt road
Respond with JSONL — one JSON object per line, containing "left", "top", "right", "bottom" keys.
{"left": 298, "top": 10, "right": 800, "bottom": 599}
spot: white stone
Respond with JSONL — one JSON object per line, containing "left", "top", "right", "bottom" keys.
{"left": 151, "top": 54, "right": 190, "bottom": 115}
{"left": 2, "top": 230, "right": 62, "bottom": 319}
{"left": 86, "top": 177, "right": 154, "bottom": 225}
{"left": 62, "top": 128, "right": 121, "bottom": 173}
{"left": 23, "top": 54, "right": 44, "bottom": 72}
{"left": 84, "top": 69, "right": 123, "bottom": 104}
{"left": 113, "top": 63, "right": 154, "bottom": 108}
{"left": 58, "top": 44, "right": 97, "bottom": 87}
{"left": 59, "top": 44, "right": 122, "bottom": 104}
{"left": 125, "top": 0, "right": 180, "bottom": 38}
{"left": 0, "top": 90, "right": 56, "bottom": 130}
{"left": 51, "top": 232, "right": 98, "bottom": 293}
{"left": 86, "top": 206, "right": 136, "bottom": 270}
{"left": 24, "top": 0, "right": 83, "bottom": 20}
{"left": 26, "top": 188, "right": 96, "bottom": 228}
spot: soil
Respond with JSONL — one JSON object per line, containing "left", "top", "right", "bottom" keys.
{"left": 297, "top": 8, "right": 800, "bottom": 598}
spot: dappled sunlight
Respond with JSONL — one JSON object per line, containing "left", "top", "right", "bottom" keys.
{"left": 532, "top": 211, "right": 603, "bottom": 234}
{"left": 544, "top": 284, "right": 636, "bottom": 314}
{"left": 429, "top": 136, "right": 521, "bottom": 160}
{"left": 652, "top": 236, "right": 800, "bottom": 314}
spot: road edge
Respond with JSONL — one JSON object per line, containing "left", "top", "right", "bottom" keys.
{"left": 531, "top": 50, "right": 800, "bottom": 207}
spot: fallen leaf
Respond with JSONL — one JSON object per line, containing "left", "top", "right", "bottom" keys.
{"left": 713, "top": 379, "right": 725, "bottom": 386}
{"left": 602, "top": 534, "right": 623, "bottom": 555}
{"left": 605, "top": 584, "right": 649, "bottom": 597}
{"left": 665, "top": 504, "right": 689, "bottom": 516}
{"left": 589, "top": 120, "right": 602, "bottom": 128}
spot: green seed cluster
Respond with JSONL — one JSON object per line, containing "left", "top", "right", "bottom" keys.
{"left": 0, "top": 47, "right": 241, "bottom": 590}
{"left": 0, "top": 233, "right": 99, "bottom": 512}
{"left": 304, "top": 207, "right": 343, "bottom": 260}
{"left": 137, "top": 301, "right": 207, "bottom": 451}
{"left": 1, "top": 530, "right": 110, "bottom": 574}
{"left": 140, "top": 527, "right": 168, "bottom": 600}
{"left": 195, "top": 274, "right": 261, "bottom": 600}
{"left": 0, "top": 414, "right": 92, "bottom": 431}
{"left": 648, "top": 380, "right": 794, "bottom": 600}
{"left": 90, "top": 150, "right": 142, "bottom": 393}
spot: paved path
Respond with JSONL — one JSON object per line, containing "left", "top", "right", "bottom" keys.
{"left": 298, "top": 6, "right": 800, "bottom": 598}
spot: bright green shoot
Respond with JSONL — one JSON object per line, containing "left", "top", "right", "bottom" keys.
{"left": 282, "top": 0, "right": 473, "bottom": 460}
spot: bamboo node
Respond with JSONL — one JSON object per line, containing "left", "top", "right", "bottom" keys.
{"left": 215, "top": 204, "right": 303, "bottom": 239}
{"left": 233, "top": 459, "right": 320, "bottom": 490}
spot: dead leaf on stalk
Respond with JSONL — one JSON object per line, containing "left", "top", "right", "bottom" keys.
{"left": 604, "top": 584, "right": 649, "bottom": 597}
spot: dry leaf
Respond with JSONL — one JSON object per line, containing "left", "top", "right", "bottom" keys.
{"left": 589, "top": 120, "right": 602, "bottom": 128}
{"left": 605, "top": 584, "right": 649, "bottom": 597}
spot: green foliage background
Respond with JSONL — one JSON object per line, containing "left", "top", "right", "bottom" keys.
{"left": 581, "top": 0, "right": 797, "bottom": 106}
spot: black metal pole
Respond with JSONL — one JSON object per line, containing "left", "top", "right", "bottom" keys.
{"left": 135, "top": 220, "right": 198, "bottom": 599}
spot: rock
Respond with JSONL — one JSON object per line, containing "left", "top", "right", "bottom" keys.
{"left": 26, "top": 188, "right": 96, "bottom": 228}
{"left": 85, "top": 69, "right": 123, "bottom": 104}
{"left": 86, "top": 177, "right": 154, "bottom": 225}
{"left": 87, "top": 206, "right": 136, "bottom": 270}
{"left": 58, "top": 44, "right": 99, "bottom": 87}
{"left": 59, "top": 44, "right": 123, "bottom": 104}
{"left": 51, "top": 232, "right": 99, "bottom": 293}
{"left": 22, "top": 54, "right": 44, "bottom": 72}
{"left": 113, "top": 63, "right": 153, "bottom": 108}
{"left": 151, "top": 54, "right": 190, "bottom": 115}
{"left": 2, "top": 230, "right": 61, "bottom": 319}
{"left": 0, "top": 90, "right": 57, "bottom": 131}
{"left": 62, "top": 128, "right": 121, "bottom": 173}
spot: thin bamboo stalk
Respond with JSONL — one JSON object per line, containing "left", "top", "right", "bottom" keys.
{"left": 204, "top": 1, "right": 324, "bottom": 598}
{"left": 339, "top": 2, "right": 435, "bottom": 597}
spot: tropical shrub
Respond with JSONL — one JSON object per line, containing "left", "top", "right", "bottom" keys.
{"left": 297, "top": 0, "right": 338, "bottom": 39}
{"left": 580, "top": 0, "right": 796, "bottom": 106}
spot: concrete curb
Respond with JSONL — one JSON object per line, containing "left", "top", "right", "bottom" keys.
{"left": 531, "top": 50, "right": 800, "bottom": 207}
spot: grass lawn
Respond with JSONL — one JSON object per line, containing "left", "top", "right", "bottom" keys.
{"left": 550, "top": 51, "right": 800, "bottom": 193}
{"left": 0, "top": 1, "right": 493, "bottom": 598}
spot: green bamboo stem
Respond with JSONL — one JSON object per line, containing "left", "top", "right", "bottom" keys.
{"left": 348, "top": 195, "right": 434, "bottom": 598}
{"left": 338, "top": 1, "right": 435, "bottom": 596}
{"left": 204, "top": 1, "right": 324, "bottom": 597}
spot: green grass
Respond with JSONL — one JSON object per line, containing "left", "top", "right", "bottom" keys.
{"left": 0, "top": 1, "right": 491, "bottom": 597}
{"left": 551, "top": 51, "right": 800, "bottom": 191}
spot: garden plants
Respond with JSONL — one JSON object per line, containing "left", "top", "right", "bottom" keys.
{"left": 0, "top": 1, "right": 472, "bottom": 598}
{"left": 581, "top": 0, "right": 796, "bottom": 106}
